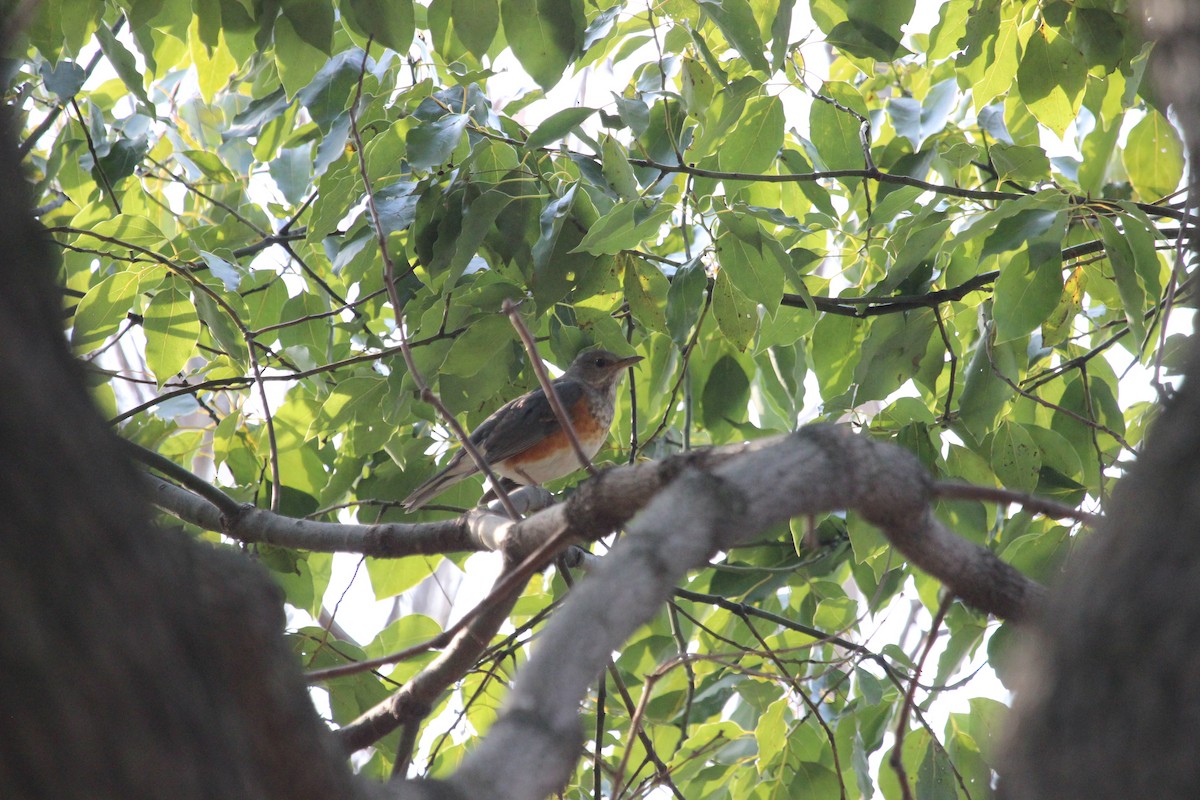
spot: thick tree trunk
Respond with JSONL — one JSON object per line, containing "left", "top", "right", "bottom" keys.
{"left": 1001, "top": 1, "right": 1200, "bottom": 795}
{"left": 0, "top": 107, "right": 361, "bottom": 799}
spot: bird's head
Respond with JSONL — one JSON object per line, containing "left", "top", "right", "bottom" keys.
{"left": 566, "top": 348, "right": 644, "bottom": 389}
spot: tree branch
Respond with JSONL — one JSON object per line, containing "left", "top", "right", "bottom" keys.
{"left": 412, "top": 425, "right": 1045, "bottom": 799}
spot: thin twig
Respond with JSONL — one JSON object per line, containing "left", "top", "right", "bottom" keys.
{"left": 890, "top": 594, "right": 953, "bottom": 800}
{"left": 346, "top": 40, "right": 520, "bottom": 519}
{"left": 71, "top": 98, "right": 120, "bottom": 212}
{"left": 641, "top": 284, "right": 711, "bottom": 451}
{"left": 605, "top": 662, "right": 686, "bottom": 800}
{"left": 123, "top": 438, "right": 243, "bottom": 519}
{"left": 625, "top": 313, "right": 639, "bottom": 463}
{"left": 105, "top": 326, "right": 466, "bottom": 424}
{"left": 1153, "top": 193, "right": 1193, "bottom": 400}
{"left": 987, "top": 331, "right": 1135, "bottom": 453}
{"left": 933, "top": 481, "right": 1101, "bottom": 526}
{"left": 17, "top": 17, "right": 123, "bottom": 158}
{"left": 932, "top": 306, "right": 956, "bottom": 424}
{"left": 610, "top": 671, "right": 656, "bottom": 799}
{"left": 146, "top": 156, "right": 268, "bottom": 236}
{"left": 305, "top": 520, "right": 578, "bottom": 682}
{"left": 665, "top": 603, "right": 694, "bottom": 752}
{"left": 742, "top": 619, "right": 848, "bottom": 800}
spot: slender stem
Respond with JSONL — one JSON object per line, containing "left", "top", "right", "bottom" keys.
{"left": 346, "top": 41, "right": 519, "bottom": 519}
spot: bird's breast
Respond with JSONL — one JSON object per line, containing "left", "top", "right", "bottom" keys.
{"left": 494, "top": 405, "right": 609, "bottom": 485}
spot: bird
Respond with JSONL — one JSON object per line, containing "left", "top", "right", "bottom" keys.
{"left": 402, "top": 348, "right": 644, "bottom": 510}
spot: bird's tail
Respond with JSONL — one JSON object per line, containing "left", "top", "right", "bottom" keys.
{"left": 402, "top": 455, "right": 476, "bottom": 510}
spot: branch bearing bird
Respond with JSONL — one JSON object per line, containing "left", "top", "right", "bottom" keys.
{"left": 402, "top": 348, "right": 643, "bottom": 510}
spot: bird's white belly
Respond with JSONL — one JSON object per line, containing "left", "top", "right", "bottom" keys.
{"left": 493, "top": 435, "right": 604, "bottom": 485}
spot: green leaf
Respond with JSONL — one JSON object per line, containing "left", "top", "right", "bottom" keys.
{"left": 1074, "top": 7, "right": 1125, "bottom": 73}
{"left": 573, "top": 199, "right": 673, "bottom": 256}
{"left": 524, "top": 106, "right": 597, "bottom": 151}
{"left": 367, "top": 558, "right": 442, "bottom": 600}
{"left": 718, "top": 95, "right": 784, "bottom": 175}
{"left": 182, "top": 149, "right": 236, "bottom": 183}
{"left": 407, "top": 113, "right": 469, "bottom": 170}
{"left": 991, "top": 421, "right": 1041, "bottom": 492}
{"left": 438, "top": 188, "right": 513, "bottom": 287}
{"left": 142, "top": 286, "right": 201, "bottom": 383}
{"left": 755, "top": 698, "right": 789, "bottom": 768}
{"left": 531, "top": 183, "right": 598, "bottom": 307}
{"left": 696, "top": 0, "right": 769, "bottom": 73}
{"left": 1096, "top": 215, "right": 1147, "bottom": 343}
{"left": 1117, "top": 203, "right": 1164, "bottom": 300}
{"left": 809, "top": 82, "right": 868, "bottom": 171}
{"left": 957, "top": 332, "right": 1019, "bottom": 442}
{"left": 982, "top": 209, "right": 1060, "bottom": 258}
{"left": 770, "top": 0, "right": 794, "bottom": 70}
{"left": 1016, "top": 25, "right": 1086, "bottom": 138}
{"left": 712, "top": 268, "right": 757, "bottom": 351}
{"left": 274, "top": 11, "right": 326, "bottom": 97}
{"left": 826, "top": 18, "right": 908, "bottom": 61}
{"left": 813, "top": 595, "right": 856, "bottom": 630}
{"left": 601, "top": 134, "right": 639, "bottom": 200}
{"left": 687, "top": 76, "right": 760, "bottom": 160}
{"left": 40, "top": 60, "right": 86, "bottom": 100}
{"left": 269, "top": 146, "right": 314, "bottom": 205}
{"left": 1122, "top": 110, "right": 1184, "bottom": 201}
{"left": 451, "top": 0, "right": 498, "bottom": 57}
{"left": 887, "top": 78, "right": 957, "bottom": 151}
{"left": 701, "top": 353, "right": 751, "bottom": 428}
{"left": 281, "top": 0, "right": 333, "bottom": 54}
{"left": 851, "top": 310, "right": 937, "bottom": 403}
{"left": 501, "top": 0, "right": 581, "bottom": 91}
{"left": 916, "top": 735, "right": 958, "bottom": 800}
{"left": 296, "top": 49, "right": 363, "bottom": 132}
{"left": 993, "top": 248, "right": 1064, "bottom": 343}
{"left": 971, "top": 4, "right": 1021, "bottom": 111}
{"left": 666, "top": 258, "right": 707, "bottom": 346}
{"left": 193, "top": 290, "right": 248, "bottom": 366}
{"left": 71, "top": 270, "right": 141, "bottom": 351}
{"left": 623, "top": 255, "right": 669, "bottom": 335}
{"left": 198, "top": 251, "right": 244, "bottom": 291}
{"left": 881, "top": 218, "right": 952, "bottom": 294}
{"left": 680, "top": 56, "right": 716, "bottom": 119}
{"left": 715, "top": 222, "right": 783, "bottom": 312}
{"left": 810, "top": 0, "right": 915, "bottom": 61}
{"left": 1042, "top": 267, "right": 1085, "bottom": 348}
{"left": 92, "top": 215, "right": 169, "bottom": 251}
{"left": 345, "top": 0, "right": 415, "bottom": 53}
{"left": 94, "top": 22, "right": 154, "bottom": 113}
{"left": 990, "top": 142, "right": 1050, "bottom": 184}
{"left": 443, "top": 315, "right": 517, "bottom": 378}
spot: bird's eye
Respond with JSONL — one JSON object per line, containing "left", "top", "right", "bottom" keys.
{"left": 594, "top": 357, "right": 609, "bottom": 368}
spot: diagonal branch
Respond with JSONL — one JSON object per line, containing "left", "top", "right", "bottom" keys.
{"left": 436, "top": 425, "right": 1047, "bottom": 800}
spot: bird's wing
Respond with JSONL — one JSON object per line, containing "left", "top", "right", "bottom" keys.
{"left": 471, "top": 380, "right": 585, "bottom": 465}
{"left": 400, "top": 449, "right": 475, "bottom": 509}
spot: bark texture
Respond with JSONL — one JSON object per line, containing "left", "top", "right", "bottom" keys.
{"left": 0, "top": 107, "right": 360, "bottom": 800}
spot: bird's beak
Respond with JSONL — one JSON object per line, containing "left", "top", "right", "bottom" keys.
{"left": 616, "top": 354, "right": 644, "bottom": 369}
